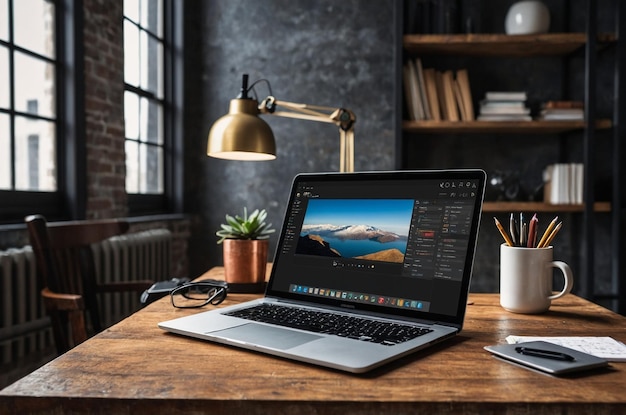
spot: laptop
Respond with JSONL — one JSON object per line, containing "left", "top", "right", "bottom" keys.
{"left": 159, "top": 169, "right": 486, "bottom": 373}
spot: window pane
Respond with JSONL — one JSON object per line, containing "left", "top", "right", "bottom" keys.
{"left": 124, "top": 0, "right": 140, "bottom": 24}
{"left": 14, "top": 51, "right": 56, "bottom": 118}
{"left": 0, "top": 46, "right": 8, "bottom": 109}
{"left": 15, "top": 116, "right": 56, "bottom": 191}
{"left": 0, "top": 113, "right": 10, "bottom": 189}
{"left": 0, "top": 0, "right": 8, "bottom": 41}
{"left": 14, "top": 0, "right": 55, "bottom": 58}
{"left": 124, "top": 91, "right": 139, "bottom": 139}
{"left": 139, "top": 142, "right": 162, "bottom": 193}
{"left": 140, "top": 31, "right": 163, "bottom": 97}
{"left": 140, "top": 97, "right": 162, "bottom": 144}
{"left": 125, "top": 139, "right": 139, "bottom": 193}
{"left": 124, "top": 0, "right": 166, "bottom": 197}
{"left": 124, "top": 20, "right": 140, "bottom": 87}
{"left": 142, "top": 0, "right": 163, "bottom": 37}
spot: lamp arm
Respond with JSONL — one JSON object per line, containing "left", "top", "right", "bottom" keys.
{"left": 259, "top": 97, "right": 355, "bottom": 129}
{"left": 259, "top": 96, "right": 335, "bottom": 114}
{"left": 271, "top": 110, "right": 337, "bottom": 124}
{"left": 258, "top": 96, "right": 356, "bottom": 173}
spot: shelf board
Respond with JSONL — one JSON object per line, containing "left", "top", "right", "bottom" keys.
{"left": 402, "top": 119, "right": 612, "bottom": 134}
{"left": 403, "top": 33, "right": 616, "bottom": 57}
{"left": 484, "top": 201, "right": 611, "bottom": 213}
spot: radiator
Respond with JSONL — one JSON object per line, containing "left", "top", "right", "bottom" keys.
{"left": 0, "top": 246, "right": 52, "bottom": 370}
{"left": 92, "top": 228, "right": 172, "bottom": 327}
{"left": 0, "top": 229, "right": 172, "bottom": 371}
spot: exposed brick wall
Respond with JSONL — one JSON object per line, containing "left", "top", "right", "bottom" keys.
{"left": 79, "top": 0, "right": 190, "bottom": 277}
{"left": 83, "top": 0, "right": 128, "bottom": 219}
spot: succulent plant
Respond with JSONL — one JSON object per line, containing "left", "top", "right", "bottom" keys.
{"left": 216, "top": 208, "right": 275, "bottom": 244}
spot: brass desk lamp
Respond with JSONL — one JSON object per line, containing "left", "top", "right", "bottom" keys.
{"left": 207, "top": 74, "right": 356, "bottom": 172}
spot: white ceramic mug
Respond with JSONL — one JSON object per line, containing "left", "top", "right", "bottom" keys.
{"left": 500, "top": 244, "right": 573, "bottom": 314}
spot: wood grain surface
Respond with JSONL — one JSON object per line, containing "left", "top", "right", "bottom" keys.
{"left": 2, "top": 267, "right": 626, "bottom": 415}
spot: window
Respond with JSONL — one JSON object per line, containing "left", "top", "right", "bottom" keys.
{"left": 123, "top": 0, "right": 183, "bottom": 215}
{"left": 0, "top": 0, "right": 57, "bottom": 192}
{"left": 123, "top": 0, "right": 165, "bottom": 197}
{"left": 0, "top": 0, "right": 70, "bottom": 222}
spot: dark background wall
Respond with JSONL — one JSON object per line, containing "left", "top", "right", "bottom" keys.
{"left": 184, "top": 0, "right": 619, "bottom": 309}
{"left": 184, "top": 0, "right": 397, "bottom": 278}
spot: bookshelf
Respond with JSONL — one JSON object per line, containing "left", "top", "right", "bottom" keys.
{"left": 401, "top": 32, "right": 615, "bottom": 143}
{"left": 400, "top": 33, "right": 614, "bottom": 213}
{"left": 397, "top": 1, "right": 624, "bottom": 314}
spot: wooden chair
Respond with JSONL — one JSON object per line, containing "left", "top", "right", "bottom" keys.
{"left": 25, "top": 214, "right": 154, "bottom": 354}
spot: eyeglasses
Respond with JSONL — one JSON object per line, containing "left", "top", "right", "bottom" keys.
{"left": 170, "top": 280, "right": 228, "bottom": 308}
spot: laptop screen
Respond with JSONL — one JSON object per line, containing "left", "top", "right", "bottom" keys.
{"left": 266, "top": 170, "right": 486, "bottom": 326}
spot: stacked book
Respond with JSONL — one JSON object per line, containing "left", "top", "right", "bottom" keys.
{"left": 539, "top": 101, "right": 584, "bottom": 121}
{"left": 543, "top": 163, "right": 584, "bottom": 204}
{"left": 403, "top": 58, "right": 474, "bottom": 122}
{"left": 477, "top": 92, "right": 531, "bottom": 121}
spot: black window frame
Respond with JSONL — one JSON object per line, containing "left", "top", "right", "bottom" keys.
{"left": 0, "top": 0, "right": 85, "bottom": 224}
{"left": 125, "top": 0, "right": 183, "bottom": 216}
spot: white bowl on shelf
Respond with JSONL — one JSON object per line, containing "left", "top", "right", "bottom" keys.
{"left": 505, "top": 1, "right": 550, "bottom": 35}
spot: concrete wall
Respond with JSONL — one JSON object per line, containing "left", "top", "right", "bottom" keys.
{"left": 184, "top": 0, "right": 397, "bottom": 277}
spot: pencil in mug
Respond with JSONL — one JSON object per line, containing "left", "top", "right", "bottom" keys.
{"left": 537, "top": 216, "right": 558, "bottom": 248}
{"left": 494, "top": 217, "right": 514, "bottom": 247}
{"left": 539, "top": 221, "right": 563, "bottom": 248}
{"left": 527, "top": 213, "right": 538, "bottom": 248}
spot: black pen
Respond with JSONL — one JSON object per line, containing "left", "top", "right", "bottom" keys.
{"left": 515, "top": 346, "right": 575, "bottom": 361}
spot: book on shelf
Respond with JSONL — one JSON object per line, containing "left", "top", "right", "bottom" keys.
{"left": 403, "top": 58, "right": 435, "bottom": 121}
{"left": 403, "top": 60, "right": 424, "bottom": 120}
{"left": 539, "top": 101, "right": 584, "bottom": 121}
{"left": 485, "top": 91, "right": 527, "bottom": 101}
{"left": 539, "top": 109, "right": 584, "bottom": 120}
{"left": 415, "top": 59, "right": 432, "bottom": 120}
{"left": 403, "top": 61, "right": 474, "bottom": 123}
{"left": 543, "top": 100, "right": 584, "bottom": 109}
{"left": 455, "top": 69, "right": 474, "bottom": 121}
{"left": 480, "top": 100, "right": 526, "bottom": 109}
{"left": 543, "top": 163, "right": 584, "bottom": 205}
{"left": 479, "top": 105, "right": 531, "bottom": 115}
{"left": 453, "top": 80, "right": 467, "bottom": 121}
{"left": 442, "top": 70, "right": 459, "bottom": 121}
{"left": 435, "top": 70, "right": 449, "bottom": 120}
{"left": 478, "top": 91, "right": 531, "bottom": 121}
{"left": 477, "top": 114, "right": 532, "bottom": 121}
{"left": 423, "top": 68, "right": 441, "bottom": 121}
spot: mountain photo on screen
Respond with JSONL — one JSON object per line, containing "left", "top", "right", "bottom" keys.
{"left": 296, "top": 199, "right": 414, "bottom": 263}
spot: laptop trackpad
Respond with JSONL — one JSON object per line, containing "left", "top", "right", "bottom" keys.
{"left": 211, "top": 323, "right": 323, "bottom": 350}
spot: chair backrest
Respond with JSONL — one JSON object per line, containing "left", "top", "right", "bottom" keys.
{"left": 25, "top": 214, "right": 131, "bottom": 353}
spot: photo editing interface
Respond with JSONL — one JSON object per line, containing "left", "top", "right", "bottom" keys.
{"left": 273, "top": 177, "right": 480, "bottom": 317}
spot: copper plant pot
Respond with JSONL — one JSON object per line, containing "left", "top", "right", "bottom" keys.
{"left": 222, "top": 239, "right": 268, "bottom": 284}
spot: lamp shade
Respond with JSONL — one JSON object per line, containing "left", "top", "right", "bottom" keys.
{"left": 207, "top": 98, "right": 276, "bottom": 161}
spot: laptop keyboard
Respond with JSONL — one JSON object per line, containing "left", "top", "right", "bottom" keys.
{"left": 223, "top": 303, "right": 433, "bottom": 346}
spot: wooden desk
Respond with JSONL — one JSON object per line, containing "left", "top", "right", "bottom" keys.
{"left": 2, "top": 266, "right": 626, "bottom": 415}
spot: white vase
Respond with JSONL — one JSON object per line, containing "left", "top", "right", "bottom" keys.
{"left": 505, "top": 1, "right": 550, "bottom": 35}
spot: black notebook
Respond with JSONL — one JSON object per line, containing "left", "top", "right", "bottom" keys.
{"left": 485, "top": 341, "right": 609, "bottom": 375}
